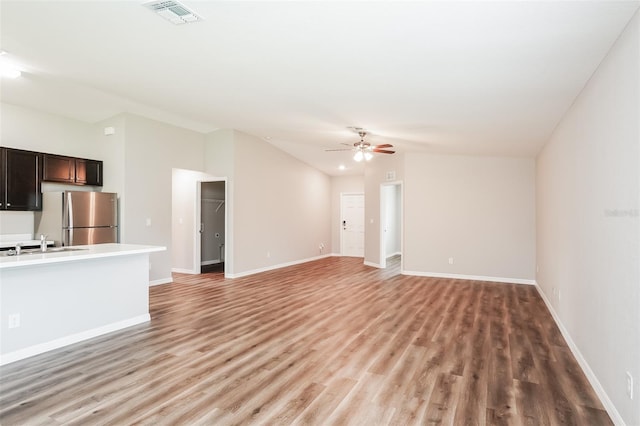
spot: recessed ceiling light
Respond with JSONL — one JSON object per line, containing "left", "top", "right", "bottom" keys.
{"left": 0, "top": 52, "right": 22, "bottom": 79}
{"left": 143, "top": 0, "right": 203, "bottom": 25}
{"left": 264, "top": 136, "right": 272, "bottom": 140}
{"left": 338, "top": 164, "right": 346, "bottom": 170}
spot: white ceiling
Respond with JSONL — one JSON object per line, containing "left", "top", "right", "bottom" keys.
{"left": 1, "top": 1, "right": 638, "bottom": 176}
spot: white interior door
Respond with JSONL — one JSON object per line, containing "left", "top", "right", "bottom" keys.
{"left": 380, "top": 182, "right": 402, "bottom": 269}
{"left": 341, "top": 193, "right": 365, "bottom": 257}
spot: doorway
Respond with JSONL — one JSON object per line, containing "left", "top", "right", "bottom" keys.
{"left": 380, "top": 182, "right": 402, "bottom": 269}
{"left": 199, "top": 180, "right": 226, "bottom": 274}
{"left": 341, "top": 193, "right": 365, "bottom": 257}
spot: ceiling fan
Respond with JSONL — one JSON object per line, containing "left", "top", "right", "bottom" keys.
{"left": 326, "top": 128, "right": 395, "bottom": 162}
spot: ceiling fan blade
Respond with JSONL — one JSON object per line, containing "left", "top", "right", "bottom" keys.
{"left": 373, "top": 144, "right": 394, "bottom": 149}
{"left": 373, "top": 149, "right": 396, "bottom": 154}
{"left": 325, "top": 148, "right": 353, "bottom": 152}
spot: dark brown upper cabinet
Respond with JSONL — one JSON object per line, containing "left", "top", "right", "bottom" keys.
{"left": 43, "top": 154, "right": 103, "bottom": 186}
{"left": 43, "top": 154, "right": 75, "bottom": 183}
{"left": 75, "top": 158, "right": 103, "bottom": 186}
{"left": 0, "top": 147, "right": 43, "bottom": 211}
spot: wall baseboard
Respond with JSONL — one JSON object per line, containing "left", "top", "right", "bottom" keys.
{"left": 150, "top": 277, "right": 173, "bottom": 286}
{"left": 227, "top": 254, "right": 333, "bottom": 279}
{"left": 534, "top": 283, "right": 624, "bottom": 426}
{"left": 200, "top": 259, "right": 221, "bottom": 266}
{"left": 364, "top": 260, "right": 382, "bottom": 268}
{"left": 0, "top": 314, "right": 150, "bottom": 366}
{"left": 401, "top": 270, "right": 535, "bottom": 285}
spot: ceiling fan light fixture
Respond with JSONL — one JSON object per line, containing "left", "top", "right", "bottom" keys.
{"left": 326, "top": 128, "right": 395, "bottom": 162}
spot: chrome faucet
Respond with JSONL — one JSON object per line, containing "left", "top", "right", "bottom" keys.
{"left": 15, "top": 243, "right": 22, "bottom": 255}
{"left": 40, "top": 234, "right": 48, "bottom": 252}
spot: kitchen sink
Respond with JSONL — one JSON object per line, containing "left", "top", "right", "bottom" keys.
{"left": 1, "top": 247, "right": 88, "bottom": 256}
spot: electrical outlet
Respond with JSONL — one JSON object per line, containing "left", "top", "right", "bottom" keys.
{"left": 267, "top": 251, "right": 271, "bottom": 258}
{"left": 448, "top": 257, "right": 454, "bottom": 265}
{"left": 627, "top": 372, "right": 634, "bottom": 399}
{"left": 8, "top": 313, "right": 20, "bottom": 329}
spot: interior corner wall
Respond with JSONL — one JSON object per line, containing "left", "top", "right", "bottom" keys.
{"left": 94, "top": 114, "right": 126, "bottom": 242}
{"left": 232, "top": 131, "right": 331, "bottom": 274}
{"left": 535, "top": 9, "right": 639, "bottom": 425}
{"left": 403, "top": 153, "right": 535, "bottom": 281}
{"left": 330, "top": 175, "right": 365, "bottom": 254}
{"left": 122, "top": 114, "right": 206, "bottom": 283}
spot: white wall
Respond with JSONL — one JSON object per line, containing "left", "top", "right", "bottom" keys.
{"left": 0, "top": 212, "right": 34, "bottom": 237}
{"left": 232, "top": 131, "right": 331, "bottom": 275}
{"left": 205, "top": 129, "right": 236, "bottom": 273}
{"left": 364, "top": 154, "right": 405, "bottom": 266}
{"left": 0, "top": 103, "right": 96, "bottom": 236}
{"left": 383, "top": 184, "right": 401, "bottom": 257}
{"left": 171, "top": 168, "right": 212, "bottom": 273}
{"left": 122, "top": 114, "right": 205, "bottom": 283}
{"left": 404, "top": 153, "right": 536, "bottom": 282}
{"left": 536, "top": 10, "right": 639, "bottom": 425}
{"left": 93, "top": 114, "right": 126, "bottom": 196}
{"left": 330, "top": 175, "right": 364, "bottom": 254}
{"left": 0, "top": 103, "right": 95, "bottom": 157}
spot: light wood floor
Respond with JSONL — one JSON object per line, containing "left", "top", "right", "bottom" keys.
{"left": 0, "top": 256, "right": 611, "bottom": 425}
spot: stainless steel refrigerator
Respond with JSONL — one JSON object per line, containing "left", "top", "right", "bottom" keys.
{"left": 35, "top": 191, "right": 118, "bottom": 246}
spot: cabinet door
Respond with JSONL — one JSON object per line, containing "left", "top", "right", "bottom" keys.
{"left": 83, "top": 159, "right": 103, "bottom": 186}
{"left": 43, "top": 154, "right": 75, "bottom": 183}
{"left": 4, "top": 148, "right": 42, "bottom": 211}
{"left": 75, "top": 158, "right": 87, "bottom": 184}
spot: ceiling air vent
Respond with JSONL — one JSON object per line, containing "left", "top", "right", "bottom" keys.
{"left": 143, "top": 0, "right": 202, "bottom": 25}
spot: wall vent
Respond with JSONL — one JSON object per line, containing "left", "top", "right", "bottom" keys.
{"left": 143, "top": 0, "right": 202, "bottom": 25}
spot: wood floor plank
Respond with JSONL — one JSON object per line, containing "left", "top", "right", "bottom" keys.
{"left": 0, "top": 256, "right": 612, "bottom": 425}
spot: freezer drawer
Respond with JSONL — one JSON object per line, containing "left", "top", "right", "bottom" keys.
{"left": 63, "top": 227, "right": 118, "bottom": 246}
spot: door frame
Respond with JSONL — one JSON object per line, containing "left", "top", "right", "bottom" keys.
{"left": 340, "top": 192, "right": 365, "bottom": 256}
{"left": 379, "top": 181, "right": 403, "bottom": 269}
{"left": 195, "top": 177, "right": 228, "bottom": 276}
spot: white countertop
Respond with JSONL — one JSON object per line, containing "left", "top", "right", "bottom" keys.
{"left": 0, "top": 243, "right": 166, "bottom": 270}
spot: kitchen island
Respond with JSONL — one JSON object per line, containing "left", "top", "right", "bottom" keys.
{"left": 0, "top": 243, "right": 165, "bottom": 365}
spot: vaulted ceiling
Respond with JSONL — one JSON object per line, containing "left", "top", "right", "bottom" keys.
{"left": 1, "top": 1, "right": 638, "bottom": 175}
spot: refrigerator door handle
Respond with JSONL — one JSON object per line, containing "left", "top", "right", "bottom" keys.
{"left": 66, "top": 193, "right": 74, "bottom": 229}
